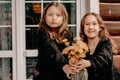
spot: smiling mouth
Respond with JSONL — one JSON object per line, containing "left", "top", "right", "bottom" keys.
{"left": 88, "top": 29, "right": 95, "bottom": 31}
{"left": 88, "top": 31, "right": 94, "bottom": 33}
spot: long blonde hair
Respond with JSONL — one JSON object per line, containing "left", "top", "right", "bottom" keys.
{"left": 38, "top": 2, "right": 71, "bottom": 43}
{"left": 80, "top": 12, "right": 118, "bottom": 54}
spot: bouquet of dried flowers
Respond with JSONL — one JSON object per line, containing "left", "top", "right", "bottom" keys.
{"left": 62, "top": 37, "right": 89, "bottom": 80}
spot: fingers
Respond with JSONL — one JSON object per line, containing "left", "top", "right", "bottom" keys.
{"left": 78, "top": 59, "right": 84, "bottom": 65}
{"left": 77, "top": 59, "right": 91, "bottom": 70}
{"left": 68, "top": 59, "right": 90, "bottom": 76}
{"left": 66, "top": 73, "right": 71, "bottom": 79}
{"left": 62, "top": 64, "right": 77, "bottom": 79}
{"left": 69, "top": 59, "right": 76, "bottom": 66}
{"left": 69, "top": 59, "right": 85, "bottom": 73}
{"left": 77, "top": 63, "right": 85, "bottom": 70}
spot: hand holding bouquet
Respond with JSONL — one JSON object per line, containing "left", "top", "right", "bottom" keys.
{"left": 62, "top": 37, "right": 89, "bottom": 80}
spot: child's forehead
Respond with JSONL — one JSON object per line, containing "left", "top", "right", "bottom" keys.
{"left": 49, "top": 5, "right": 62, "bottom": 10}
{"left": 47, "top": 6, "right": 62, "bottom": 13}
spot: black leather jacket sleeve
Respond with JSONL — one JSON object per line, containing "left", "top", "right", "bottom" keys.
{"left": 36, "top": 29, "right": 68, "bottom": 68}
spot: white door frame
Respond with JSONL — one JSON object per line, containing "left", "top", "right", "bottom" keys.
{"left": 15, "top": 0, "right": 26, "bottom": 80}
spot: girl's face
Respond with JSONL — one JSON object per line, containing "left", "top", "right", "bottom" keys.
{"left": 84, "top": 15, "right": 100, "bottom": 39}
{"left": 45, "top": 6, "right": 63, "bottom": 28}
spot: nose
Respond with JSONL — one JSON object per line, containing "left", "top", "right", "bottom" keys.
{"left": 52, "top": 15, "right": 57, "bottom": 20}
{"left": 89, "top": 24, "right": 93, "bottom": 29}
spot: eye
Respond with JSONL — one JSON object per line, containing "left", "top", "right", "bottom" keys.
{"left": 56, "top": 14, "right": 62, "bottom": 17}
{"left": 93, "top": 22, "right": 97, "bottom": 25}
{"left": 85, "top": 23, "right": 89, "bottom": 25}
{"left": 47, "top": 13, "right": 53, "bottom": 16}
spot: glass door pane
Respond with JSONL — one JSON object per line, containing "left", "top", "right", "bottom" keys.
{"left": 0, "top": 58, "right": 12, "bottom": 80}
{"left": 0, "top": 0, "right": 14, "bottom": 80}
{"left": 0, "top": 2, "right": 12, "bottom": 50}
{"left": 0, "top": 28, "right": 12, "bottom": 50}
{"left": 25, "top": 1, "right": 41, "bottom": 79}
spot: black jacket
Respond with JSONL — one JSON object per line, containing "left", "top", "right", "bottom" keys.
{"left": 85, "top": 38, "right": 113, "bottom": 80}
{"left": 34, "top": 29, "right": 71, "bottom": 80}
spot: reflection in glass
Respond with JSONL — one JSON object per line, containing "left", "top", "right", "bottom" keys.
{"left": 25, "top": 0, "right": 41, "bottom": 1}
{"left": 0, "top": 58, "right": 12, "bottom": 80}
{"left": 0, "top": 3, "right": 12, "bottom": 25}
{"left": 26, "top": 27, "right": 38, "bottom": 49}
{"left": 63, "top": 3, "right": 76, "bottom": 24}
{"left": 0, "top": 27, "right": 12, "bottom": 50}
{"left": 25, "top": 3, "right": 41, "bottom": 25}
{"left": 0, "top": 0, "right": 10, "bottom": 1}
{"left": 61, "top": 0, "right": 76, "bottom": 1}
{"left": 43, "top": 3, "right": 49, "bottom": 8}
{"left": 43, "top": 0, "right": 58, "bottom": 1}
{"left": 69, "top": 26, "right": 76, "bottom": 37}
{"left": 26, "top": 57, "right": 37, "bottom": 79}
